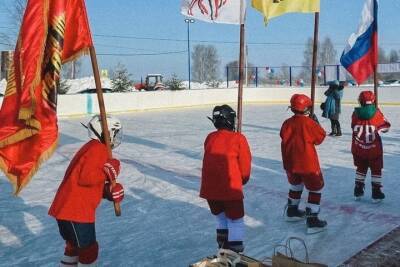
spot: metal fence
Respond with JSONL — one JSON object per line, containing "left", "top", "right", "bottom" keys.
{"left": 226, "top": 62, "right": 400, "bottom": 88}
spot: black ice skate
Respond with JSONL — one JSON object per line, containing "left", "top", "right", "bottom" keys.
{"left": 306, "top": 208, "right": 327, "bottom": 234}
{"left": 372, "top": 185, "right": 385, "bottom": 203}
{"left": 285, "top": 199, "right": 306, "bottom": 222}
{"left": 354, "top": 182, "right": 365, "bottom": 201}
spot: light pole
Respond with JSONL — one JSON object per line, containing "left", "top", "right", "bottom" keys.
{"left": 184, "top": 18, "right": 195, "bottom": 89}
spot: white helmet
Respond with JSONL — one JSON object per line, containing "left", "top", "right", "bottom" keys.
{"left": 85, "top": 115, "right": 123, "bottom": 149}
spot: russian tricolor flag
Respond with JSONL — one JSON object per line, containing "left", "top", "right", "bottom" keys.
{"left": 340, "top": 0, "right": 378, "bottom": 85}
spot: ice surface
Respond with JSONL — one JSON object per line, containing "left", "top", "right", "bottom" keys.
{"left": 0, "top": 104, "right": 399, "bottom": 266}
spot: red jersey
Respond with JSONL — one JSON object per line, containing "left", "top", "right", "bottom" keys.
{"left": 351, "top": 108, "right": 390, "bottom": 159}
{"left": 280, "top": 115, "right": 326, "bottom": 174}
{"left": 200, "top": 129, "right": 252, "bottom": 200}
{"left": 49, "top": 140, "right": 108, "bottom": 223}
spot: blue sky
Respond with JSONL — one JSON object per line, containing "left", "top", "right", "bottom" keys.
{"left": 0, "top": 0, "right": 399, "bottom": 80}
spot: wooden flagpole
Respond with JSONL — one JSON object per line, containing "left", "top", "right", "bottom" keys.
{"left": 310, "top": 12, "right": 320, "bottom": 115}
{"left": 237, "top": 0, "right": 245, "bottom": 132}
{"left": 89, "top": 46, "right": 121, "bottom": 217}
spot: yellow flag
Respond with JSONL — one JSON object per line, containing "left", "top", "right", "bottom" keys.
{"left": 252, "top": 0, "right": 320, "bottom": 23}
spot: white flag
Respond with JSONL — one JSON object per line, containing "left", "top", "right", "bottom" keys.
{"left": 181, "top": 0, "right": 246, "bottom": 25}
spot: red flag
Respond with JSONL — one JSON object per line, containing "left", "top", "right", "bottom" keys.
{"left": 0, "top": 0, "right": 93, "bottom": 194}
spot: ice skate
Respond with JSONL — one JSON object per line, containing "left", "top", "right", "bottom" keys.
{"left": 354, "top": 182, "right": 365, "bottom": 201}
{"left": 285, "top": 200, "right": 306, "bottom": 222}
{"left": 372, "top": 186, "right": 385, "bottom": 203}
{"left": 210, "top": 249, "right": 241, "bottom": 267}
{"left": 306, "top": 208, "right": 327, "bottom": 234}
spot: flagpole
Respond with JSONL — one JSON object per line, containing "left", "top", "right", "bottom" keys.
{"left": 89, "top": 46, "right": 122, "bottom": 217}
{"left": 373, "top": 0, "right": 378, "bottom": 107}
{"left": 310, "top": 12, "right": 320, "bottom": 115}
{"left": 237, "top": 1, "right": 245, "bottom": 133}
{"left": 374, "top": 66, "right": 378, "bottom": 107}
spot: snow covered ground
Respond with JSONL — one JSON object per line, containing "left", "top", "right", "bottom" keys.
{"left": 0, "top": 104, "right": 399, "bottom": 267}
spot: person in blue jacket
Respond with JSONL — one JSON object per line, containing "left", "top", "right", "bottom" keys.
{"left": 322, "top": 80, "right": 344, "bottom": 136}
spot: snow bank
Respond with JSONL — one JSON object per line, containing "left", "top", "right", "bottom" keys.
{"left": 65, "top": 76, "right": 112, "bottom": 94}
{"left": 0, "top": 77, "right": 112, "bottom": 95}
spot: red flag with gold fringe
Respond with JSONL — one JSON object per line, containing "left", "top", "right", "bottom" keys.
{"left": 0, "top": 0, "right": 93, "bottom": 194}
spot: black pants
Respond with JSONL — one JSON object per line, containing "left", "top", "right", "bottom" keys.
{"left": 57, "top": 220, "right": 96, "bottom": 248}
{"left": 330, "top": 119, "right": 341, "bottom": 134}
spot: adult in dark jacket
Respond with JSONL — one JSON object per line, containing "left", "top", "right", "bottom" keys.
{"left": 322, "top": 80, "right": 344, "bottom": 136}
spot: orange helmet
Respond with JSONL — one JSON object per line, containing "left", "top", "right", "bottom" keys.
{"left": 290, "top": 94, "right": 312, "bottom": 113}
{"left": 358, "top": 91, "right": 375, "bottom": 105}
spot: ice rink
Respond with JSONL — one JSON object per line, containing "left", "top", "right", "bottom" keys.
{"left": 0, "top": 104, "right": 399, "bottom": 266}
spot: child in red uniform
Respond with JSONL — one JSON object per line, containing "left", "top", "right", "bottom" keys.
{"left": 49, "top": 115, "right": 125, "bottom": 267}
{"left": 352, "top": 91, "right": 391, "bottom": 202}
{"left": 200, "top": 105, "right": 252, "bottom": 258}
{"left": 280, "top": 94, "right": 327, "bottom": 234}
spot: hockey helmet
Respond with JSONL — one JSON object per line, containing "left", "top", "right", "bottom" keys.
{"left": 209, "top": 104, "right": 236, "bottom": 131}
{"left": 358, "top": 91, "right": 375, "bottom": 105}
{"left": 290, "top": 94, "right": 312, "bottom": 113}
{"left": 85, "top": 115, "right": 123, "bottom": 149}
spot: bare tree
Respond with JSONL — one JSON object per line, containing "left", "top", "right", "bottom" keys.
{"left": 191, "top": 44, "right": 220, "bottom": 83}
{"left": 299, "top": 38, "right": 316, "bottom": 83}
{"left": 300, "top": 37, "right": 337, "bottom": 83}
{"left": 319, "top": 37, "right": 337, "bottom": 66}
{"left": 378, "top": 47, "right": 389, "bottom": 64}
{"left": 62, "top": 60, "right": 83, "bottom": 79}
{"left": 389, "top": 49, "right": 399, "bottom": 63}
{"left": 225, "top": 60, "right": 255, "bottom": 82}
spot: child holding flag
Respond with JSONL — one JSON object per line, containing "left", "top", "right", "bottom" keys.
{"left": 49, "top": 115, "right": 124, "bottom": 266}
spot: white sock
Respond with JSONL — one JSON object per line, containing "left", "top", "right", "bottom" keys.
{"left": 227, "top": 218, "right": 244, "bottom": 242}
{"left": 216, "top": 212, "right": 228, "bottom": 229}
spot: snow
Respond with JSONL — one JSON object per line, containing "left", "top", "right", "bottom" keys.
{"left": 0, "top": 104, "right": 400, "bottom": 266}
{"left": 0, "top": 77, "right": 238, "bottom": 94}
{"left": 64, "top": 76, "right": 112, "bottom": 94}
{"left": 0, "top": 77, "right": 113, "bottom": 95}
{"left": 0, "top": 79, "right": 6, "bottom": 95}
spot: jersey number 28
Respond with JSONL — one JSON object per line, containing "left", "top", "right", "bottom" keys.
{"left": 353, "top": 125, "right": 376, "bottom": 144}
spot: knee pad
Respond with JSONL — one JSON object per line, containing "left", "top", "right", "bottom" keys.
{"left": 227, "top": 217, "right": 244, "bottom": 242}
{"left": 78, "top": 241, "right": 98, "bottom": 265}
{"left": 65, "top": 241, "right": 78, "bottom": 256}
{"left": 216, "top": 212, "right": 228, "bottom": 230}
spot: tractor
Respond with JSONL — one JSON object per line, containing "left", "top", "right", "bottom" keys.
{"left": 134, "top": 74, "right": 166, "bottom": 91}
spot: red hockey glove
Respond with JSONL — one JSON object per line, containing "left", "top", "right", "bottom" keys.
{"left": 103, "top": 182, "right": 124, "bottom": 203}
{"left": 103, "top": 158, "right": 120, "bottom": 181}
{"left": 111, "top": 183, "right": 124, "bottom": 203}
{"left": 242, "top": 176, "right": 249, "bottom": 185}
